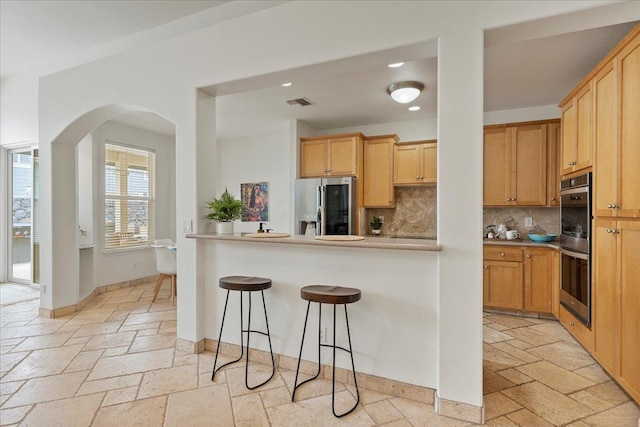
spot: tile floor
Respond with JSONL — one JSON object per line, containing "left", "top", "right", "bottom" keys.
{"left": 0, "top": 281, "right": 638, "bottom": 426}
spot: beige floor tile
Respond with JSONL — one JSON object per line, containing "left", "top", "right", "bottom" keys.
{"left": 580, "top": 401, "right": 640, "bottom": 426}
{"left": 128, "top": 333, "right": 176, "bottom": 353}
{"left": 502, "top": 381, "right": 594, "bottom": 425}
{"left": 506, "top": 408, "right": 554, "bottom": 427}
{"left": 20, "top": 393, "right": 104, "bottom": 427}
{"left": 0, "top": 405, "right": 32, "bottom": 425}
{"left": 495, "top": 368, "right": 533, "bottom": 386}
{"left": 569, "top": 390, "right": 616, "bottom": 412}
{"left": 232, "top": 392, "right": 270, "bottom": 427}
{"left": 0, "top": 337, "right": 25, "bottom": 347}
{"left": 573, "top": 364, "right": 613, "bottom": 384}
{"left": 71, "top": 322, "right": 122, "bottom": 337}
{"left": 528, "top": 340, "right": 596, "bottom": 370}
{"left": 389, "top": 397, "right": 432, "bottom": 420}
{"left": 65, "top": 307, "right": 117, "bottom": 326}
{"left": 227, "top": 363, "right": 284, "bottom": 397}
{"left": 529, "top": 321, "right": 579, "bottom": 344}
{"left": 118, "top": 321, "right": 161, "bottom": 332}
{"left": 484, "top": 322, "right": 512, "bottom": 332}
{"left": 136, "top": 328, "right": 158, "bottom": 337}
{"left": 165, "top": 384, "right": 234, "bottom": 427}
{"left": 102, "top": 386, "right": 138, "bottom": 406}
{"left": 483, "top": 343, "right": 526, "bottom": 372}
{"left": 83, "top": 331, "right": 136, "bottom": 351}
{"left": 364, "top": 399, "right": 404, "bottom": 424}
{"left": 502, "top": 327, "right": 561, "bottom": 347}
{"left": 484, "top": 391, "right": 522, "bottom": 420}
{"left": 484, "top": 368, "right": 516, "bottom": 394}
{"left": 485, "top": 315, "right": 536, "bottom": 329}
{"left": 4, "top": 370, "right": 88, "bottom": 407}
{"left": 77, "top": 373, "right": 142, "bottom": 395}
{"left": 0, "top": 323, "right": 62, "bottom": 340}
{"left": 267, "top": 391, "right": 374, "bottom": 425}
{"left": 357, "top": 388, "right": 396, "bottom": 405}
{"left": 87, "top": 348, "right": 174, "bottom": 381}
{"left": 123, "top": 311, "right": 176, "bottom": 326}
{"left": 137, "top": 364, "right": 198, "bottom": 399}
{"left": 64, "top": 335, "right": 92, "bottom": 347}
{"left": 173, "top": 352, "right": 198, "bottom": 367}
{"left": 65, "top": 349, "right": 104, "bottom": 373}
{"left": 377, "top": 419, "right": 413, "bottom": 427}
{"left": 11, "top": 332, "right": 74, "bottom": 352}
{"left": 503, "top": 339, "right": 534, "bottom": 350}
{"left": 515, "top": 360, "right": 595, "bottom": 394}
{"left": 102, "top": 346, "right": 129, "bottom": 357}
{"left": 355, "top": 372, "right": 434, "bottom": 404}
{"left": 483, "top": 326, "right": 515, "bottom": 344}
{"left": 485, "top": 415, "right": 519, "bottom": 426}
{"left": 93, "top": 395, "right": 166, "bottom": 427}
{"left": 283, "top": 369, "right": 346, "bottom": 402}
{"left": 2, "top": 344, "right": 83, "bottom": 381}
{"left": 0, "top": 351, "right": 29, "bottom": 373}
{"left": 583, "top": 381, "right": 632, "bottom": 406}
{"left": 0, "top": 379, "right": 24, "bottom": 395}
{"left": 260, "top": 385, "right": 293, "bottom": 408}
{"left": 490, "top": 341, "right": 542, "bottom": 364}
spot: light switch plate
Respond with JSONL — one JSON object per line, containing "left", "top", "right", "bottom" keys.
{"left": 525, "top": 217, "right": 533, "bottom": 227}
{"left": 182, "top": 220, "right": 192, "bottom": 233}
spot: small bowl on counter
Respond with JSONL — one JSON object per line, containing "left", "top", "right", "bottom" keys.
{"left": 527, "top": 233, "right": 557, "bottom": 242}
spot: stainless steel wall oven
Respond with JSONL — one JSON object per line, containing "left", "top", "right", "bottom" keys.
{"left": 559, "top": 172, "right": 592, "bottom": 326}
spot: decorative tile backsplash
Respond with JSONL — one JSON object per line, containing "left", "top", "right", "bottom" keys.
{"left": 367, "top": 186, "right": 437, "bottom": 237}
{"left": 483, "top": 207, "right": 560, "bottom": 238}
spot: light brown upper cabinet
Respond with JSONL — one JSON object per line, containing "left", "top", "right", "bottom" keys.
{"left": 560, "top": 83, "right": 593, "bottom": 176}
{"left": 547, "top": 122, "right": 561, "bottom": 206}
{"left": 300, "top": 133, "right": 364, "bottom": 178}
{"left": 393, "top": 140, "right": 437, "bottom": 186}
{"left": 364, "top": 135, "right": 397, "bottom": 208}
{"left": 483, "top": 123, "right": 547, "bottom": 206}
{"left": 593, "top": 32, "right": 640, "bottom": 218}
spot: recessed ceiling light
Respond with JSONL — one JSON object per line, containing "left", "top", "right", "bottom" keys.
{"left": 281, "top": 82, "right": 292, "bottom": 87}
{"left": 388, "top": 62, "right": 404, "bottom": 68}
{"left": 408, "top": 106, "right": 421, "bottom": 111}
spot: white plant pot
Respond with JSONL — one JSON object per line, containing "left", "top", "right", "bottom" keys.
{"left": 372, "top": 229, "right": 381, "bottom": 235}
{"left": 216, "top": 222, "right": 234, "bottom": 235}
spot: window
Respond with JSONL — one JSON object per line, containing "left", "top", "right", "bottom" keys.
{"left": 105, "top": 142, "right": 155, "bottom": 250}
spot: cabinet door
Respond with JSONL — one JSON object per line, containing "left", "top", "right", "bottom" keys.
{"left": 618, "top": 219, "right": 640, "bottom": 398}
{"left": 327, "top": 137, "right": 356, "bottom": 176}
{"left": 561, "top": 101, "right": 577, "bottom": 176}
{"left": 618, "top": 37, "right": 640, "bottom": 217}
{"left": 420, "top": 143, "right": 437, "bottom": 184}
{"left": 523, "top": 248, "right": 553, "bottom": 313}
{"left": 547, "top": 122, "right": 561, "bottom": 206}
{"left": 300, "top": 140, "right": 327, "bottom": 177}
{"left": 364, "top": 138, "right": 394, "bottom": 207}
{"left": 513, "top": 124, "right": 546, "bottom": 205}
{"left": 394, "top": 144, "right": 420, "bottom": 185}
{"left": 593, "top": 218, "right": 619, "bottom": 375}
{"left": 575, "top": 83, "right": 594, "bottom": 171}
{"left": 483, "top": 127, "right": 510, "bottom": 205}
{"left": 483, "top": 260, "right": 523, "bottom": 310}
{"left": 593, "top": 62, "right": 618, "bottom": 217}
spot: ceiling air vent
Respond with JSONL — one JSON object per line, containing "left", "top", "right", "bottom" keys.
{"left": 286, "top": 97, "right": 312, "bottom": 106}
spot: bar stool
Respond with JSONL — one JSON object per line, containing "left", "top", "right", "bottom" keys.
{"left": 292, "top": 285, "right": 361, "bottom": 418}
{"left": 211, "top": 276, "right": 275, "bottom": 390}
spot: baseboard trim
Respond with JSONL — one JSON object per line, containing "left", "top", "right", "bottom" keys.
{"left": 435, "top": 391, "right": 485, "bottom": 424}
{"left": 40, "top": 275, "right": 159, "bottom": 318}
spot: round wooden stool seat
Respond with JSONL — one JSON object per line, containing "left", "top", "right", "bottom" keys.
{"left": 219, "top": 276, "right": 272, "bottom": 292}
{"left": 300, "top": 285, "right": 361, "bottom": 305}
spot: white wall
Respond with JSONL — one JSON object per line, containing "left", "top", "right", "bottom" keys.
{"left": 217, "top": 133, "right": 290, "bottom": 233}
{"left": 484, "top": 104, "right": 560, "bottom": 125}
{"left": 91, "top": 121, "right": 176, "bottom": 288}
{"left": 323, "top": 117, "right": 438, "bottom": 142}
{"left": 35, "top": 0, "right": 637, "bottom": 411}
{"left": 0, "top": 73, "right": 39, "bottom": 146}
{"left": 76, "top": 135, "right": 94, "bottom": 247}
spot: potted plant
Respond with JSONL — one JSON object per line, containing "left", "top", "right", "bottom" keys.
{"left": 205, "top": 187, "right": 243, "bottom": 234}
{"left": 370, "top": 215, "right": 383, "bottom": 235}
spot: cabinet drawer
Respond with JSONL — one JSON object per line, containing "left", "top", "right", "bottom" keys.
{"left": 559, "top": 305, "right": 593, "bottom": 352}
{"left": 483, "top": 247, "right": 523, "bottom": 262}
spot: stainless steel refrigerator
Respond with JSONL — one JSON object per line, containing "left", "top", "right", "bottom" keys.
{"left": 294, "top": 177, "right": 356, "bottom": 236}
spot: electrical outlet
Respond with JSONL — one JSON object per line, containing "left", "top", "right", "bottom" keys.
{"left": 379, "top": 216, "right": 384, "bottom": 224}
{"left": 320, "top": 327, "right": 328, "bottom": 343}
{"left": 182, "top": 220, "right": 192, "bottom": 233}
{"left": 42, "top": 284, "right": 46, "bottom": 294}
{"left": 525, "top": 217, "right": 533, "bottom": 227}
{"left": 133, "top": 263, "right": 137, "bottom": 270}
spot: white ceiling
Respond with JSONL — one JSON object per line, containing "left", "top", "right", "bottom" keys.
{"left": 1, "top": 1, "right": 637, "bottom": 140}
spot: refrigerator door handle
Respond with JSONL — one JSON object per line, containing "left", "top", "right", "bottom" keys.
{"left": 317, "top": 184, "right": 324, "bottom": 236}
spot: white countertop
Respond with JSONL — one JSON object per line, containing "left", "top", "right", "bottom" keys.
{"left": 483, "top": 238, "right": 560, "bottom": 250}
{"left": 186, "top": 232, "right": 442, "bottom": 252}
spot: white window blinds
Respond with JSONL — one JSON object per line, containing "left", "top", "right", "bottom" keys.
{"left": 105, "top": 142, "right": 155, "bottom": 251}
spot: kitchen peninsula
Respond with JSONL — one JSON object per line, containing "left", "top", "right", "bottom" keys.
{"left": 187, "top": 232, "right": 442, "bottom": 395}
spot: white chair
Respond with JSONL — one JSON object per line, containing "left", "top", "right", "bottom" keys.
{"left": 154, "top": 238, "right": 175, "bottom": 246}
{"left": 151, "top": 244, "right": 177, "bottom": 305}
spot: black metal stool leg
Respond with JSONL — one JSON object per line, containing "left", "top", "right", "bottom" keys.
{"left": 292, "top": 301, "right": 322, "bottom": 401}
{"left": 332, "top": 304, "right": 359, "bottom": 418}
{"left": 244, "top": 290, "right": 276, "bottom": 390}
{"left": 211, "top": 290, "right": 244, "bottom": 381}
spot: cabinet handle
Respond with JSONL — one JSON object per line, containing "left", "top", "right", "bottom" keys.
{"left": 551, "top": 197, "right": 556, "bottom": 201}
{"left": 500, "top": 252, "right": 505, "bottom": 257}
{"left": 526, "top": 254, "right": 531, "bottom": 258}
{"left": 416, "top": 176, "right": 420, "bottom": 180}
{"left": 484, "top": 265, "right": 489, "bottom": 269}
{"left": 569, "top": 322, "right": 574, "bottom": 327}
{"left": 607, "top": 204, "right": 613, "bottom": 208}
{"left": 568, "top": 161, "right": 576, "bottom": 166}
{"left": 612, "top": 229, "right": 620, "bottom": 234}
{"left": 612, "top": 203, "right": 619, "bottom": 209}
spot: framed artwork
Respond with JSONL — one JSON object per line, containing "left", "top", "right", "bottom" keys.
{"left": 241, "top": 182, "right": 269, "bottom": 222}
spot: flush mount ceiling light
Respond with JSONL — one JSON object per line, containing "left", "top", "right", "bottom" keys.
{"left": 387, "top": 81, "right": 424, "bottom": 104}
{"left": 387, "top": 62, "right": 404, "bottom": 68}
{"left": 408, "top": 106, "right": 421, "bottom": 111}
{"left": 281, "top": 82, "right": 292, "bottom": 87}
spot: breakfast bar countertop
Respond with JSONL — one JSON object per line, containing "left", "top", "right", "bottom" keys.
{"left": 186, "top": 232, "right": 442, "bottom": 252}
{"left": 483, "top": 238, "right": 560, "bottom": 250}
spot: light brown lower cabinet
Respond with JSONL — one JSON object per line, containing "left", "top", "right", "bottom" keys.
{"left": 592, "top": 218, "right": 640, "bottom": 403}
{"left": 483, "top": 245, "right": 556, "bottom": 314}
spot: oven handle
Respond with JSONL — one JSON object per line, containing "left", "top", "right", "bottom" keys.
{"left": 560, "top": 186, "right": 589, "bottom": 196}
{"left": 560, "top": 248, "right": 589, "bottom": 261}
